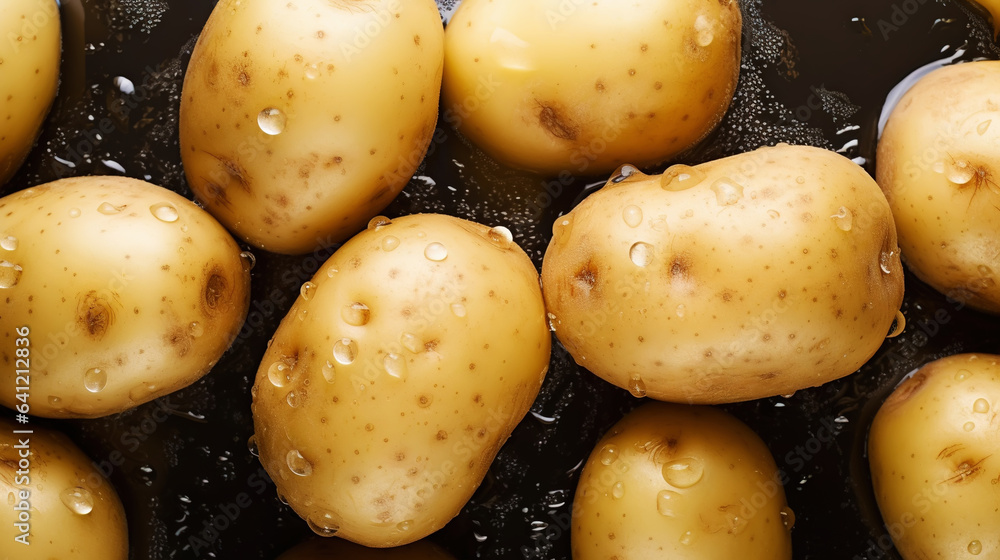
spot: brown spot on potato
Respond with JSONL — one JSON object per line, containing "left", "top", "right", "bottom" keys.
{"left": 595, "top": 80, "right": 605, "bottom": 92}
{"left": 537, "top": 103, "right": 578, "bottom": 141}
{"left": 436, "top": 430, "right": 447, "bottom": 440}
{"left": 413, "top": 34, "right": 421, "bottom": 45}
{"left": 203, "top": 267, "right": 229, "bottom": 316}
{"left": 165, "top": 325, "right": 192, "bottom": 357}
{"left": 77, "top": 291, "right": 113, "bottom": 340}
{"left": 941, "top": 456, "right": 991, "bottom": 484}
{"left": 573, "top": 260, "right": 598, "bottom": 296}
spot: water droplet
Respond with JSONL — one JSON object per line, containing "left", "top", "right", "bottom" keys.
{"left": 84, "top": 367, "right": 107, "bottom": 393}
{"left": 319, "top": 360, "right": 336, "bottom": 383}
{"left": 831, "top": 206, "right": 853, "bottom": 231}
{"left": 629, "top": 242, "right": 654, "bottom": 267}
{"left": 711, "top": 178, "right": 744, "bottom": 206}
{"left": 326, "top": 266, "right": 338, "bottom": 278}
{"left": 305, "top": 64, "right": 320, "bottom": 80}
{"left": 611, "top": 164, "right": 639, "bottom": 183}
{"left": 333, "top": 338, "right": 358, "bottom": 365}
{"left": 381, "top": 236, "right": 400, "bottom": 252}
{"left": 383, "top": 353, "right": 407, "bottom": 379}
{"left": 662, "top": 457, "right": 705, "bottom": 488}
{"left": 368, "top": 215, "right": 392, "bottom": 230}
{"left": 300, "top": 282, "right": 316, "bottom": 301}
{"left": 622, "top": 205, "right": 643, "bottom": 228}
{"left": 679, "top": 531, "right": 694, "bottom": 545}
{"left": 973, "top": 398, "right": 990, "bottom": 413}
{"left": 611, "top": 481, "right": 625, "bottom": 499}
{"left": 552, "top": 216, "right": 573, "bottom": 238}
{"left": 886, "top": 310, "right": 906, "bottom": 338}
{"left": 963, "top": 421, "right": 976, "bottom": 432}
{"left": 267, "top": 361, "right": 298, "bottom": 387}
{"left": 978, "top": 264, "right": 993, "bottom": 278}
{"left": 725, "top": 510, "right": 748, "bottom": 534}
{"left": 189, "top": 322, "right": 204, "bottom": 338}
{"left": 307, "top": 512, "right": 340, "bottom": 536}
{"left": 240, "top": 251, "right": 256, "bottom": 270}
{"left": 946, "top": 160, "right": 975, "bottom": 185}
{"left": 768, "top": 209, "right": 781, "bottom": 219}
{"left": 675, "top": 304, "right": 686, "bottom": 318}
{"left": 451, "top": 303, "right": 467, "bottom": 318}
{"left": 546, "top": 312, "right": 558, "bottom": 332}
{"left": 400, "top": 332, "right": 423, "bottom": 354}
{"left": 424, "top": 242, "right": 448, "bottom": 261}
{"left": 932, "top": 161, "right": 945, "bottom": 174}
{"left": 956, "top": 369, "right": 971, "bottom": 381}
{"left": 0, "top": 261, "right": 23, "bottom": 288}
{"left": 628, "top": 374, "right": 647, "bottom": 398}
{"left": 486, "top": 225, "right": 513, "bottom": 247}
{"left": 286, "top": 391, "right": 300, "bottom": 407}
{"left": 68, "top": 207, "right": 81, "bottom": 218}
{"left": 599, "top": 444, "right": 620, "bottom": 466}
{"left": 60, "top": 487, "right": 94, "bottom": 515}
{"left": 656, "top": 490, "right": 679, "bottom": 516}
{"left": 97, "top": 202, "right": 122, "bottom": 215}
{"left": 297, "top": 308, "right": 309, "bottom": 321}
{"left": 1, "top": 236, "right": 18, "bottom": 251}
{"left": 286, "top": 450, "right": 313, "bottom": 476}
{"left": 969, "top": 540, "right": 982, "bottom": 555}
{"left": 149, "top": 202, "right": 179, "bottom": 223}
{"left": 978, "top": 120, "right": 992, "bottom": 135}
{"left": 780, "top": 506, "right": 796, "bottom": 531}
{"left": 247, "top": 435, "right": 259, "bottom": 457}
{"left": 879, "top": 250, "right": 895, "bottom": 274}
{"left": 397, "top": 520, "right": 413, "bottom": 532}
{"left": 795, "top": 176, "right": 806, "bottom": 185}
{"left": 341, "top": 302, "right": 370, "bottom": 326}
{"left": 258, "top": 107, "right": 287, "bottom": 135}
{"left": 47, "top": 395, "right": 62, "bottom": 407}
{"left": 661, "top": 164, "right": 706, "bottom": 191}
{"left": 694, "top": 14, "right": 714, "bottom": 46}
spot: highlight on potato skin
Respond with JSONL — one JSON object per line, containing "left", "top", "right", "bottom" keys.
{"left": 541, "top": 144, "right": 905, "bottom": 404}
{"left": 442, "top": 0, "right": 742, "bottom": 176}
{"left": 876, "top": 60, "right": 1000, "bottom": 314}
{"left": 868, "top": 353, "right": 1000, "bottom": 560}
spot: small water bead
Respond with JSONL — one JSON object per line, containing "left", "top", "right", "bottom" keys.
{"left": 553, "top": 216, "right": 573, "bottom": 237}
{"left": 611, "top": 481, "right": 625, "bottom": 499}
{"left": 333, "top": 338, "right": 358, "bottom": 365}
{"left": 486, "top": 225, "right": 513, "bottom": 247}
{"left": 711, "top": 178, "right": 744, "bottom": 206}
{"left": 304, "top": 64, "right": 320, "bottom": 80}
{"left": 598, "top": 444, "right": 620, "bottom": 466}
{"left": 286, "top": 450, "right": 313, "bottom": 476}
{"left": 611, "top": 164, "right": 639, "bottom": 183}
{"left": 977, "top": 119, "right": 992, "bottom": 135}
{"left": 321, "top": 360, "right": 336, "bottom": 383}
{"left": 628, "top": 374, "right": 647, "bottom": 398}
{"left": 189, "top": 322, "right": 204, "bottom": 338}
{"left": 247, "top": 435, "right": 260, "bottom": 457}
{"left": 767, "top": 209, "right": 781, "bottom": 219}
{"left": 0, "top": 261, "right": 23, "bottom": 288}
{"left": 661, "top": 164, "right": 707, "bottom": 191}
{"left": 679, "top": 531, "right": 694, "bottom": 545}
{"left": 258, "top": 107, "right": 287, "bottom": 135}
{"left": 969, "top": 540, "right": 983, "bottom": 555}
{"left": 383, "top": 353, "right": 407, "bottom": 379}
{"left": 47, "top": 396, "right": 62, "bottom": 407}
{"left": 300, "top": 282, "right": 316, "bottom": 301}
{"left": 240, "top": 251, "right": 256, "bottom": 270}
{"left": 831, "top": 206, "right": 853, "bottom": 231}
{"left": 69, "top": 207, "right": 82, "bottom": 218}
{"left": 956, "top": 369, "right": 972, "bottom": 381}
{"left": 946, "top": 159, "right": 976, "bottom": 185}
{"left": 341, "top": 302, "right": 371, "bottom": 326}
{"left": 1, "top": 236, "right": 18, "bottom": 251}
{"left": 661, "top": 457, "right": 705, "bottom": 488}
{"left": 84, "top": 367, "right": 107, "bottom": 393}
{"left": 307, "top": 512, "right": 340, "bottom": 536}
{"left": 879, "top": 250, "right": 895, "bottom": 274}
{"left": 780, "top": 506, "right": 796, "bottom": 531}
{"left": 675, "top": 304, "right": 686, "bottom": 318}
{"left": 150, "top": 202, "right": 179, "bottom": 223}
{"left": 297, "top": 308, "right": 309, "bottom": 321}
{"left": 932, "top": 161, "right": 945, "bottom": 174}
{"left": 326, "top": 266, "right": 338, "bottom": 278}
{"left": 978, "top": 264, "right": 994, "bottom": 278}
{"left": 60, "top": 487, "right": 94, "bottom": 515}
{"left": 381, "top": 235, "right": 400, "bottom": 252}
{"left": 656, "top": 490, "right": 680, "bottom": 516}
{"left": 694, "top": 14, "right": 714, "bottom": 46}
{"left": 546, "top": 312, "right": 558, "bottom": 332}
{"left": 450, "top": 303, "right": 467, "bottom": 318}
{"left": 97, "top": 202, "right": 123, "bottom": 215}
{"left": 424, "top": 242, "right": 448, "bottom": 261}
{"left": 400, "top": 332, "right": 423, "bottom": 354}
{"left": 286, "top": 391, "right": 300, "bottom": 407}
{"left": 622, "top": 205, "right": 643, "bottom": 228}
{"left": 368, "top": 216, "right": 392, "bottom": 230}
{"left": 396, "top": 520, "right": 413, "bottom": 532}
{"left": 629, "top": 242, "right": 654, "bottom": 267}
{"left": 886, "top": 310, "right": 906, "bottom": 338}
{"left": 964, "top": 422, "right": 976, "bottom": 432}
{"left": 973, "top": 398, "right": 990, "bottom": 413}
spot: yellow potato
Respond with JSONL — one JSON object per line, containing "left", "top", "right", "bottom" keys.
{"left": 0, "top": 176, "right": 250, "bottom": 418}
{"left": 876, "top": 60, "right": 1000, "bottom": 314}
{"left": 442, "top": 0, "right": 741, "bottom": 175}
{"left": 0, "top": 417, "right": 128, "bottom": 559}
{"left": 541, "top": 144, "right": 905, "bottom": 403}
{"left": 0, "top": 0, "right": 61, "bottom": 185}
{"left": 277, "top": 537, "right": 455, "bottom": 559}
{"left": 868, "top": 353, "right": 1000, "bottom": 560}
{"left": 180, "top": 0, "right": 444, "bottom": 254}
{"left": 572, "top": 403, "right": 793, "bottom": 559}
{"left": 970, "top": 0, "right": 1000, "bottom": 37}
{"left": 251, "top": 214, "right": 550, "bottom": 547}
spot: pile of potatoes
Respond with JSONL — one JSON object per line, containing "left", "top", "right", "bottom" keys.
{"left": 1, "top": 0, "right": 999, "bottom": 558}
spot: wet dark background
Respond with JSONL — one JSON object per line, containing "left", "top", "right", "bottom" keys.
{"left": 5, "top": 0, "right": 1000, "bottom": 558}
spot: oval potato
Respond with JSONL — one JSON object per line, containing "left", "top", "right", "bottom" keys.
{"left": 868, "top": 353, "right": 1000, "bottom": 560}
{"left": 541, "top": 144, "right": 905, "bottom": 403}
{"left": 0, "top": 176, "right": 250, "bottom": 417}
{"left": 251, "top": 214, "right": 550, "bottom": 547}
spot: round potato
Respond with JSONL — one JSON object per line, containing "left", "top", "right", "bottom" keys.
{"left": 876, "top": 60, "right": 1000, "bottom": 314}
{"left": 868, "top": 353, "right": 1000, "bottom": 560}
{"left": 180, "top": 0, "right": 444, "bottom": 254}
{"left": 0, "top": 176, "right": 250, "bottom": 418}
{"left": 970, "top": 0, "right": 1000, "bottom": 37}
{"left": 0, "top": 0, "right": 61, "bottom": 185}
{"left": 251, "top": 214, "right": 550, "bottom": 547}
{"left": 0, "top": 417, "right": 128, "bottom": 559}
{"left": 572, "top": 403, "right": 793, "bottom": 559}
{"left": 277, "top": 537, "right": 456, "bottom": 559}
{"left": 442, "top": 0, "right": 741, "bottom": 175}
{"left": 541, "top": 144, "right": 905, "bottom": 403}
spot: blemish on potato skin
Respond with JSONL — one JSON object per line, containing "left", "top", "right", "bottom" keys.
{"left": 77, "top": 291, "right": 113, "bottom": 340}
{"left": 537, "top": 103, "right": 578, "bottom": 141}
{"left": 202, "top": 265, "right": 230, "bottom": 316}
{"left": 165, "top": 325, "right": 193, "bottom": 357}
{"left": 573, "top": 259, "right": 598, "bottom": 296}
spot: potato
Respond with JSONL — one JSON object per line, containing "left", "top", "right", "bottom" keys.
{"left": 868, "top": 353, "right": 1000, "bottom": 559}
{"left": 572, "top": 403, "right": 793, "bottom": 559}
{"left": 180, "top": 0, "right": 444, "bottom": 254}
{"left": 0, "top": 176, "right": 250, "bottom": 418}
{"left": 277, "top": 537, "right": 456, "bottom": 560}
{"left": 0, "top": 417, "right": 128, "bottom": 558}
{"left": 442, "top": 0, "right": 741, "bottom": 176}
{"left": 541, "top": 144, "right": 905, "bottom": 403}
{"left": 251, "top": 213, "right": 550, "bottom": 546}
{"left": 876, "top": 61, "right": 1000, "bottom": 314}
{"left": 0, "top": 0, "right": 61, "bottom": 185}
{"left": 971, "top": 0, "right": 1000, "bottom": 37}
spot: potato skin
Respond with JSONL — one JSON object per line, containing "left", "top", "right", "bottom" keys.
{"left": 277, "top": 537, "right": 455, "bottom": 560}
{"left": 442, "top": 0, "right": 740, "bottom": 175}
{"left": 0, "top": 417, "right": 128, "bottom": 559}
{"left": 868, "top": 353, "right": 1000, "bottom": 560}
{"left": 0, "top": 177, "right": 250, "bottom": 418}
{"left": 251, "top": 214, "right": 550, "bottom": 547}
{"left": 0, "top": 0, "right": 61, "bottom": 185}
{"left": 876, "top": 61, "right": 1000, "bottom": 314}
{"left": 541, "top": 144, "right": 904, "bottom": 403}
{"left": 180, "top": 0, "right": 444, "bottom": 254}
{"left": 572, "top": 403, "right": 792, "bottom": 560}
